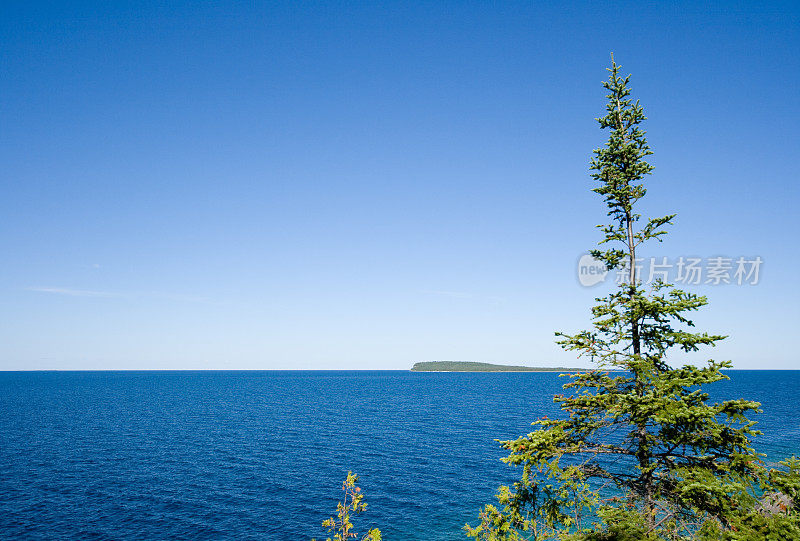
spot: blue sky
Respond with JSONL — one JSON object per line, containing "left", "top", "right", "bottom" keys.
{"left": 1, "top": 1, "right": 798, "bottom": 370}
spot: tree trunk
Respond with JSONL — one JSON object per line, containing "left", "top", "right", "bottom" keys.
{"left": 628, "top": 210, "right": 653, "bottom": 527}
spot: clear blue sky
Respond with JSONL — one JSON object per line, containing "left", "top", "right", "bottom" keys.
{"left": 1, "top": 1, "right": 798, "bottom": 369}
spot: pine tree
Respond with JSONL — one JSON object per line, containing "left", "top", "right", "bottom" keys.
{"left": 315, "top": 471, "right": 382, "bottom": 541}
{"left": 465, "top": 56, "right": 767, "bottom": 540}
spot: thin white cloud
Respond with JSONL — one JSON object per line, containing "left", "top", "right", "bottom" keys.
{"left": 26, "top": 286, "right": 215, "bottom": 304}
{"left": 27, "top": 287, "right": 118, "bottom": 298}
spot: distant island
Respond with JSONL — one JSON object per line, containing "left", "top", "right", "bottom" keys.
{"left": 410, "top": 361, "right": 585, "bottom": 372}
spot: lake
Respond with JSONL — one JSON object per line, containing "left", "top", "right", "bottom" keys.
{"left": 1, "top": 370, "right": 798, "bottom": 539}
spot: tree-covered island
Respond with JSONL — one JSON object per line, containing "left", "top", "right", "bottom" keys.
{"left": 410, "top": 361, "right": 585, "bottom": 372}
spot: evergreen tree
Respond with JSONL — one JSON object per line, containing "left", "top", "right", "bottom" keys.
{"left": 465, "top": 56, "right": 768, "bottom": 540}
{"left": 315, "top": 471, "right": 382, "bottom": 541}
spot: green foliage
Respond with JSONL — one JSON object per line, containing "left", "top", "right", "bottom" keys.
{"left": 466, "top": 56, "right": 788, "bottom": 540}
{"left": 697, "top": 458, "right": 800, "bottom": 541}
{"left": 315, "top": 471, "right": 381, "bottom": 541}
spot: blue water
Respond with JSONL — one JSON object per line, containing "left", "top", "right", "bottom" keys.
{"left": 0, "top": 370, "right": 798, "bottom": 540}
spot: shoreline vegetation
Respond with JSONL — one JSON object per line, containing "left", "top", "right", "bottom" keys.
{"left": 410, "top": 361, "right": 585, "bottom": 372}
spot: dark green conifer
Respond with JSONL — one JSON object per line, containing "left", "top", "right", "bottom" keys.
{"left": 466, "top": 56, "right": 769, "bottom": 540}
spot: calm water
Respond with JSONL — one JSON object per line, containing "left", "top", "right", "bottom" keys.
{"left": 1, "top": 370, "right": 798, "bottom": 540}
